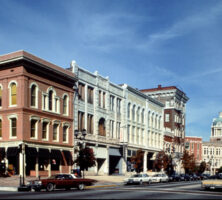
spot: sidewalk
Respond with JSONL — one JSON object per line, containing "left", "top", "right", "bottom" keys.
{"left": 0, "top": 174, "right": 128, "bottom": 192}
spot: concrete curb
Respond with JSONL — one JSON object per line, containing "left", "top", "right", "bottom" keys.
{"left": 0, "top": 187, "right": 18, "bottom": 192}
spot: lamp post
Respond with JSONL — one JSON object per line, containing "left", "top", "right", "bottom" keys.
{"left": 74, "top": 129, "right": 87, "bottom": 178}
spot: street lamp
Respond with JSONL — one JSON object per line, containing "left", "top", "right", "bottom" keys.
{"left": 74, "top": 129, "right": 87, "bottom": 147}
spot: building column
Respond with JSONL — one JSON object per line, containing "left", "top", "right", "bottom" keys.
{"left": 48, "top": 149, "right": 51, "bottom": 177}
{"left": 104, "top": 146, "right": 109, "bottom": 175}
{"left": 143, "top": 151, "right": 147, "bottom": 173}
{"left": 35, "top": 151, "right": 39, "bottom": 178}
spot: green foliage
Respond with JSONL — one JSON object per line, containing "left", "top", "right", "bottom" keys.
{"left": 130, "top": 149, "right": 144, "bottom": 173}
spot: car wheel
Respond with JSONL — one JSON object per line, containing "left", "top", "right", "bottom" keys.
{"left": 78, "top": 183, "right": 85, "bottom": 190}
{"left": 46, "top": 183, "right": 54, "bottom": 192}
{"left": 148, "top": 180, "right": 151, "bottom": 185}
{"left": 34, "top": 188, "right": 41, "bottom": 192}
{"left": 139, "top": 180, "right": 143, "bottom": 185}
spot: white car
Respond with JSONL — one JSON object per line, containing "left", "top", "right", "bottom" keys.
{"left": 124, "top": 173, "right": 152, "bottom": 185}
{"left": 150, "top": 173, "right": 169, "bottom": 183}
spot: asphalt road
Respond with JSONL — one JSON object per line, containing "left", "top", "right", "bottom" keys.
{"left": 0, "top": 181, "right": 222, "bottom": 199}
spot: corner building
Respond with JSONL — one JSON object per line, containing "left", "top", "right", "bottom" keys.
{"left": 140, "top": 85, "right": 189, "bottom": 173}
{"left": 0, "top": 51, "right": 77, "bottom": 177}
{"left": 70, "top": 62, "right": 164, "bottom": 175}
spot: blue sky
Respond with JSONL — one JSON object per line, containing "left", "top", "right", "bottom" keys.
{"left": 1, "top": 0, "right": 222, "bottom": 141}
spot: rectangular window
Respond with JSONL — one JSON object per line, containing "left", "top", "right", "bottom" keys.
{"left": 127, "top": 125, "right": 130, "bottom": 142}
{"left": 0, "top": 87, "right": 2, "bottom": 107}
{"left": 87, "top": 86, "right": 94, "bottom": 104}
{"left": 11, "top": 84, "right": 17, "bottom": 105}
{"left": 78, "top": 83, "right": 85, "bottom": 101}
{"left": 11, "top": 118, "right": 17, "bottom": 137}
{"left": 43, "top": 94, "right": 47, "bottom": 110}
{"left": 42, "top": 122, "right": 48, "bottom": 140}
{"left": 110, "top": 95, "right": 114, "bottom": 111}
{"left": 63, "top": 126, "right": 68, "bottom": 142}
{"left": 78, "top": 111, "right": 85, "bottom": 131}
{"left": 117, "top": 98, "right": 121, "bottom": 114}
{"left": 0, "top": 119, "right": 2, "bottom": 137}
{"left": 110, "top": 120, "right": 114, "bottom": 138}
{"left": 116, "top": 122, "right": 121, "bottom": 139}
{"left": 103, "top": 92, "right": 106, "bottom": 108}
{"left": 30, "top": 119, "right": 37, "bottom": 138}
{"left": 87, "top": 114, "right": 94, "bottom": 134}
{"left": 165, "top": 114, "right": 170, "bottom": 122}
{"left": 53, "top": 124, "right": 59, "bottom": 141}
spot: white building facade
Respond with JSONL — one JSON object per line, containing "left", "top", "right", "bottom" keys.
{"left": 70, "top": 62, "right": 164, "bottom": 175}
{"left": 202, "top": 112, "right": 222, "bottom": 175}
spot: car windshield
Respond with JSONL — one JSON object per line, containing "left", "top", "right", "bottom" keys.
{"left": 131, "top": 174, "right": 141, "bottom": 178}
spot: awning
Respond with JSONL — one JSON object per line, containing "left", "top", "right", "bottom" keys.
{"left": 25, "top": 147, "right": 38, "bottom": 157}
{"left": 0, "top": 148, "right": 5, "bottom": 159}
{"left": 51, "top": 149, "right": 62, "bottom": 160}
{"left": 39, "top": 148, "right": 50, "bottom": 159}
{"left": 109, "top": 148, "right": 121, "bottom": 156}
{"left": 7, "top": 147, "right": 19, "bottom": 157}
{"left": 62, "top": 150, "right": 73, "bottom": 164}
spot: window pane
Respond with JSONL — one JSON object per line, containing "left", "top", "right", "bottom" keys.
{"left": 0, "top": 87, "right": 2, "bottom": 107}
{"left": 31, "top": 85, "right": 36, "bottom": 106}
{"left": 11, "top": 118, "right": 16, "bottom": 137}
{"left": 31, "top": 120, "right": 36, "bottom": 138}
{"left": 63, "top": 96, "right": 67, "bottom": 114}
{"left": 63, "top": 126, "right": 68, "bottom": 142}
{"left": 42, "top": 122, "right": 47, "bottom": 139}
{"left": 0, "top": 120, "right": 2, "bottom": 137}
{"left": 11, "top": 83, "right": 17, "bottom": 105}
{"left": 53, "top": 124, "right": 58, "bottom": 140}
{"left": 49, "top": 91, "right": 53, "bottom": 110}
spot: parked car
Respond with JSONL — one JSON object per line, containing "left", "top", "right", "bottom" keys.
{"left": 124, "top": 173, "right": 152, "bottom": 185}
{"left": 150, "top": 173, "right": 169, "bottom": 183}
{"left": 180, "top": 174, "right": 192, "bottom": 181}
{"left": 27, "top": 173, "right": 97, "bottom": 192}
{"left": 192, "top": 174, "right": 201, "bottom": 181}
{"left": 200, "top": 174, "right": 210, "bottom": 180}
{"left": 169, "top": 174, "right": 181, "bottom": 182}
{"left": 201, "top": 175, "right": 222, "bottom": 190}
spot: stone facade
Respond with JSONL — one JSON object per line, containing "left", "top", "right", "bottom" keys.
{"left": 202, "top": 112, "right": 222, "bottom": 175}
{"left": 70, "top": 62, "right": 164, "bottom": 175}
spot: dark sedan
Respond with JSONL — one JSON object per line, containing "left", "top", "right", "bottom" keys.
{"left": 27, "top": 173, "right": 97, "bottom": 192}
{"left": 169, "top": 174, "right": 181, "bottom": 182}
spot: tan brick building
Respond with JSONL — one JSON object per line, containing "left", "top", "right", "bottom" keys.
{"left": 0, "top": 50, "right": 77, "bottom": 177}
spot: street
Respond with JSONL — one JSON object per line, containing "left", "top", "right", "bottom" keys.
{"left": 0, "top": 181, "right": 222, "bottom": 199}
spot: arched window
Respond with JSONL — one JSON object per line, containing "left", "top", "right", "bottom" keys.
{"left": 10, "top": 82, "right": 17, "bottom": 105}
{"left": 141, "top": 109, "right": 144, "bottom": 124}
{"left": 63, "top": 95, "right": 68, "bottom": 115}
{"left": 0, "top": 86, "right": 2, "bottom": 107}
{"left": 98, "top": 118, "right": 106, "bottom": 136}
{"left": 48, "top": 90, "right": 53, "bottom": 111}
{"left": 132, "top": 105, "right": 136, "bottom": 121}
{"left": 31, "top": 85, "right": 37, "bottom": 107}
{"left": 137, "top": 107, "right": 140, "bottom": 122}
{"left": 127, "top": 103, "right": 131, "bottom": 119}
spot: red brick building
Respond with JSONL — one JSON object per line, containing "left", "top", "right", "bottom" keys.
{"left": 140, "top": 85, "right": 189, "bottom": 173}
{"left": 185, "top": 136, "right": 202, "bottom": 164}
{"left": 0, "top": 50, "right": 77, "bottom": 177}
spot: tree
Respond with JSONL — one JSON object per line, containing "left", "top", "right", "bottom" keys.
{"left": 130, "top": 149, "right": 144, "bottom": 173}
{"left": 153, "top": 151, "right": 174, "bottom": 175}
{"left": 74, "top": 146, "right": 96, "bottom": 178}
{"left": 198, "top": 161, "right": 206, "bottom": 174}
{"left": 181, "top": 150, "right": 197, "bottom": 174}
